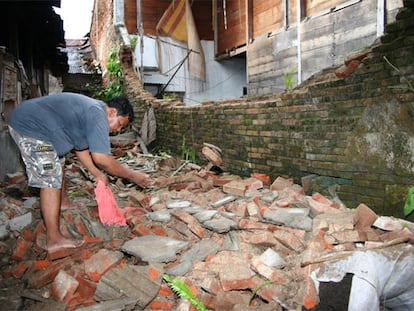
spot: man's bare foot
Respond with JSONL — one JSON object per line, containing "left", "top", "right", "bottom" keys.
{"left": 46, "top": 237, "right": 84, "bottom": 252}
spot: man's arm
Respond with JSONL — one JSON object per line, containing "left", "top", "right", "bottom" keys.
{"left": 91, "top": 152, "right": 152, "bottom": 188}
{"left": 75, "top": 150, "right": 108, "bottom": 184}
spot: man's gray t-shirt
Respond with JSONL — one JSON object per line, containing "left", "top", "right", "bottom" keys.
{"left": 9, "top": 92, "right": 111, "bottom": 156}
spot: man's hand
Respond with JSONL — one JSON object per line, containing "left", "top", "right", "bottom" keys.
{"left": 94, "top": 171, "right": 109, "bottom": 186}
{"left": 130, "top": 171, "right": 154, "bottom": 188}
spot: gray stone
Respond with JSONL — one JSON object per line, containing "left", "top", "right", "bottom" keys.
{"left": 149, "top": 196, "right": 161, "bottom": 207}
{"left": 181, "top": 238, "right": 221, "bottom": 263}
{"left": 0, "top": 210, "right": 9, "bottom": 223}
{"left": 193, "top": 210, "right": 218, "bottom": 223}
{"left": 203, "top": 217, "right": 238, "bottom": 233}
{"left": 263, "top": 207, "right": 312, "bottom": 231}
{"left": 183, "top": 205, "right": 204, "bottom": 214}
{"left": 223, "top": 231, "right": 241, "bottom": 251}
{"left": 165, "top": 259, "right": 193, "bottom": 276}
{"left": 8, "top": 212, "right": 32, "bottom": 231}
{"left": 0, "top": 224, "right": 9, "bottom": 240}
{"left": 80, "top": 213, "right": 111, "bottom": 241}
{"left": 260, "top": 191, "right": 279, "bottom": 203}
{"left": 148, "top": 210, "right": 171, "bottom": 222}
{"left": 122, "top": 235, "right": 189, "bottom": 262}
{"left": 211, "top": 196, "right": 237, "bottom": 208}
{"left": 259, "top": 248, "right": 286, "bottom": 269}
{"left": 23, "top": 197, "right": 38, "bottom": 209}
{"left": 166, "top": 200, "right": 192, "bottom": 209}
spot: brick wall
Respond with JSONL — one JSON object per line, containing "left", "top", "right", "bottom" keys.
{"left": 150, "top": 2, "right": 414, "bottom": 217}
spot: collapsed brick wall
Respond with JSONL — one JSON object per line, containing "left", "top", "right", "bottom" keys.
{"left": 150, "top": 2, "right": 414, "bottom": 217}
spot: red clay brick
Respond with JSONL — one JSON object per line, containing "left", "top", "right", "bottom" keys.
{"left": 158, "top": 284, "right": 174, "bottom": 297}
{"left": 302, "top": 266, "right": 320, "bottom": 310}
{"left": 249, "top": 231, "right": 279, "bottom": 246}
{"left": 48, "top": 247, "right": 80, "bottom": 261}
{"left": 27, "top": 256, "right": 75, "bottom": 289}
{"left": 20, "top": 228, "right": 35, "bottom": 241}
{"left": 147, "top": 299, "right": 175, "bottom": 310}
{"left": 199, "top": 277, "right": 222, "bottom": 295}
{"left": 354, "top": 203, "right": 378, "bottom": 229}
{"left": 149, "top": 224, "right": 167, "bottom": 236}
{"left": 227, "top": 201, "right": 248, "bottom": 217}
{"left": 219, "top": 263, "right": 252, "bottom": 291}
{"left": 198, "top": 291, "right": 217, "bottom": 310}
{"left": 34, "top": 260, "right": 52, "bottom": 270}
{"left": 211, "top": 174, "right": 241, "bottom": 187}
{"left": 83, "top": 235, "right": 103, "bottom": 244}
{"left": 270, "top": 176, "right": 294, "bottom": 191}
{"left": 51, "top": 270, "right": 79, "bottom": 304}
{"left": 239, "top": 219, "right": 275, "bottom": 231}
{"left": 273, "top": 229, "right": 305, "bottom": 252}
{"left": 75, "top": 276, "right": 97, "bottom": 301}
{"left": 250, "top": 257, "right": 286, "bottom": 283}
{"left": 251, "top": 173, "right": 271, "bottom": 185}
{"left": 12, "top": 238, "right": 32, "bottom": 261}
{"left": 216, "top": 291, "right": 252, "bottom": 310}
{"left": 134, "top": 224, "right": 152, "bottom": 236}
{"left": 128, "top": 191, "right": 151, "bottom": 209}
{"left": 12, "top": 261, "right": 29, "bottom": 278}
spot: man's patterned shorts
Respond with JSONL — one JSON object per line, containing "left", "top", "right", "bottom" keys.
{"left": 9, "top": 126, "right": 64, "bottom": 189}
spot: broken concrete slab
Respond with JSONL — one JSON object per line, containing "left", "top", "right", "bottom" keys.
{"left": 202, "top": 217, "right": 238, "bottom": 233}
{"left": 8, "top": 212, "right": 32, "bottom": 231}
{"left": 167, "top": 239, "right": 222, "bottom": 276}
{"left": 94, "top": 263, "right": 163, "bottom": 309}
{"left": 147, "top": 209, "right": 171, "bottom": 222}
{"left": 121, "top": 235, "right": 189, "bottom": 262}
{"left": 263, "top": 207, "right": 312, "bottom": 231}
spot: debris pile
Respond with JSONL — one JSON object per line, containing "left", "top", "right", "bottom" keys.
{"left": 1, "top": 138, "right": 414, "bottom": 311}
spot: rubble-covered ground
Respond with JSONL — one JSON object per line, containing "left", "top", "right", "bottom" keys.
{"left": 1, "top": 135, "right": 414, "bottom": 311}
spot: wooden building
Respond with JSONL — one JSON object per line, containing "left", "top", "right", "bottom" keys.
{"left": 114, "top": 0, "right": 403, "bottom": 100}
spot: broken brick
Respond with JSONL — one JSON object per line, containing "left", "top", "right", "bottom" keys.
{"left": 84, "top": 249, "right": 123, "bottom": 282}
{"left": 270, "top": 176, "right": 294, "bottom": 191}
{"left": 219, "top": 263, "right": 252, "bottom": 291}
{"left": 11, "top": 238, "right": 32, "bottom": 261}
{"left": 354, "top": 203, "right": 378, "bottom": 229}
{"left": 12, "top": 261, "right": 29, "bottom": 278}
{"left": 50, "top": 269, "right": 79, "bottom": 304}
{"left": 273, "top": 229, "right": 305, "bottom": 252}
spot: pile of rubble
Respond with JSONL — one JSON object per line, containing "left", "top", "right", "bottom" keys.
{"left": 1, "top": 139, "right": 414, "bottom": 311}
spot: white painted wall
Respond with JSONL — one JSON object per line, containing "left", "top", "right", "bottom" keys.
{"left": 134, "top": 36, "right": 246, "bottom": 105}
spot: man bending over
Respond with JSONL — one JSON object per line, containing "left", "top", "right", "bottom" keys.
{"left": 9, "top": 92, "right": 153, "bottom": 252}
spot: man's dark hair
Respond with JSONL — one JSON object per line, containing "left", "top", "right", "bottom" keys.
{"left": 106, "top": 96, "right": 134, "bottom": 122}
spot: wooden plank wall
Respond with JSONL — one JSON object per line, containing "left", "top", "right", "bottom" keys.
{"left": 125, "top": 0, "right": 213, "bottom": 40}
{"left": 252, "top": 0, "right": 284, "bottom": 38}
{"left": 216, "top": 0, "right": 246, "bottom": 53}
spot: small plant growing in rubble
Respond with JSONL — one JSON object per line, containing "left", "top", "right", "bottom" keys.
{"left": 249, "top": 280, "right": 274, "bottom": 304}
{"left": 182, "top": 135, "right": 196, "bottom": 163}
{"left": 163, "top": 274, "right": 206, "bottom": 311}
